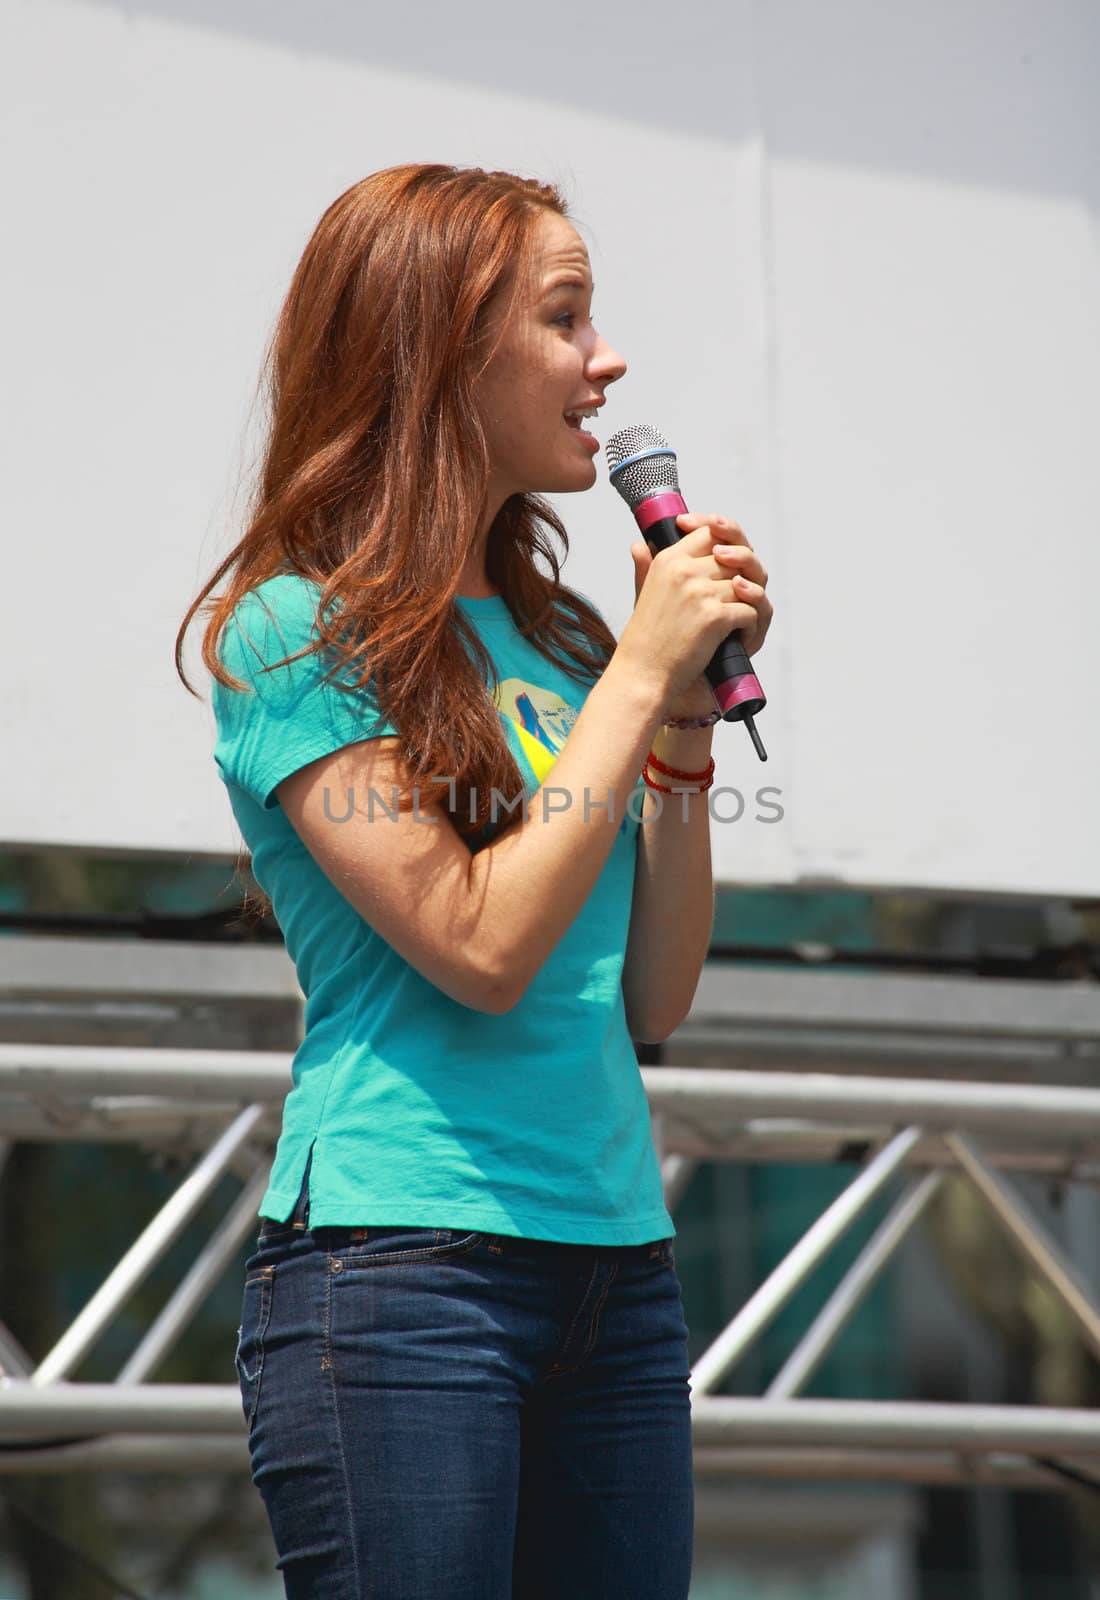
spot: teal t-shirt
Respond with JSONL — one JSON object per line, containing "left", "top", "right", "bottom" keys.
{"left": 211, "top": 573, "right": 672, "bottom": 1244}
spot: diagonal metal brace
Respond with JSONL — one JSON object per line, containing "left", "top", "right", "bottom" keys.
{"left": 944, "top": 1131, "right": 1100, "bottom": 1362}
{"left": 690, "top": 1124, "right": 923, "bottom": 1395}
{"left": 31, "top": 1105, "right": 265, "bottom": 1386}
{"left": 767, "top": 1168, "right": 944, "bottom": 1399}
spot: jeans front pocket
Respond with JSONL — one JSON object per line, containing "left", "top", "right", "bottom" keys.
{"left": 235, "top": 1266, "right": 275, "bottom": 1429}
{"left": 320, "top": 1225, "right": 485, "bottom": 1269}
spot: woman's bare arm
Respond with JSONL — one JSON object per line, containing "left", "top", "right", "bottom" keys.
{"left": 620, "top": 721, "right": 717, "bottom": 1043}
{"left": 275, "top": 646, "right": 667, "bottom": 1014}
{"left": 277, "top": 525, "right": 745, "bottom": 1013}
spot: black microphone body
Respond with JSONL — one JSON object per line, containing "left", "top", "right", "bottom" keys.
{"left": 606, "top": 426, "right": 768, "bottom": 761}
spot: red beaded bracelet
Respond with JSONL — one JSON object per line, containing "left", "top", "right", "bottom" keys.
{"left": 642, "top": 751, "right": 716, "bottom": 795}
{"left": 647, "top": 751, "right": 715, "bottom": 782}
{"left": 643, "top": 766, "right": 714, "bottom": 795}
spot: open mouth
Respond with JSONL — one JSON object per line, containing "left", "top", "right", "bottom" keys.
{"left": 564, "top": 407, "right": 600, "bottom": 436}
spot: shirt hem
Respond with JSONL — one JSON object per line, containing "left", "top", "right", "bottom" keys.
{"left": 259, "top": 1185, "right": 675, "bottom": 1245}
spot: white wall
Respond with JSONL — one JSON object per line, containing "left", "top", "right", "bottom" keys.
{"left": 2, "top": 0, "right": 1097, "bottom": 896}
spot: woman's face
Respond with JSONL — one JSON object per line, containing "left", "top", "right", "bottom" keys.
{"left": 474, "top": 211, "right": 627, "bottom": 508}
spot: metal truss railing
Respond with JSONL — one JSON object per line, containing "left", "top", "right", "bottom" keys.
{"left": 1, "top": 938, "right": 1099, "bottom": 1489}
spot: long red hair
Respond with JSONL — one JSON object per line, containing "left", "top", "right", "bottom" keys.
{"left": 176, "top": 164, "right": 619, "bottom": 910}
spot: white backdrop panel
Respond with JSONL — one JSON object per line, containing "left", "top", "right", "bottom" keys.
{"left": 1, "top": 0, "right": 1096, "bottom": 897}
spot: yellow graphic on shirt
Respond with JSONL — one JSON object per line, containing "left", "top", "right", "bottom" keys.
{"left": 492, "top": 677, "right": 578, "bottom": 784}
{"left": 490, "top": 674, "right": 639, "bottom": 839}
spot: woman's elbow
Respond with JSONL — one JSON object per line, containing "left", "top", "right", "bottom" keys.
{"left": 626, "top": 1008, "right": 682, "bottom": 1046}
{"left": 480, "top": 973, "right": 522, "bottom": 1015}
{"left": 477, "top": 953, "right": 531, "bottom": 1015}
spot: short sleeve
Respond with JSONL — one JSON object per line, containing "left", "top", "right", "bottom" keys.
{"left": 211, "top": 575, "right": 399, "bottom": 811}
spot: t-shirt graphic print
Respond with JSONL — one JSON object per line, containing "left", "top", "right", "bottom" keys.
{"left": 492, "top": 676, "right": 578, "bottom": 785}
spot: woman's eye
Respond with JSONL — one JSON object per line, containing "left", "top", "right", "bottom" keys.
{"left": 554, "top": 312, "right": 576, "bottom": 328}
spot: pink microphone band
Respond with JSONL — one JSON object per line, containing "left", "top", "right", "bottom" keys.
{"left": 714, "top": 673, "right": 764, "bottom": 715}
{"left": 635, "top": 492, "right": 688, "bottom": 532}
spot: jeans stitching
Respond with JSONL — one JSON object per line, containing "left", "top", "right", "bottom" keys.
{"left": 236, "top": 1269, "right": 274, "bottom": 1427}
{"left": 257, "top": 1225, "right": 296, "bottom": 1251}
{"left": 323, "top": 1242, "right": 363, "bottom": 1595}
{"left": 577, "top": 1261, "right": 619, "bottom": 1368}
{"left": 549, "top": 1262, "right": 619, "bottom": 1377}
{"left": 325, "top": 1231, "right": 484, "bottom": 1268}
{"left": 564, "top": 1258, "right": 602, "bottom": 1351}
{"left": 547, "top": 1258, "right": 603, "bottom": 1374}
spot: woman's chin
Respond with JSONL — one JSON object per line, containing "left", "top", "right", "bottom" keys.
{"left": 541, "top": 460, "right": 599, "bottom": 495}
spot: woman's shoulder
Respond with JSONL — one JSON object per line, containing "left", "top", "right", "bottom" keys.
{"left": 235, "top": 570, "right": 324, "bottom": 624}
{"left": 215, "top": 573, "right": 332, "bottom": 693}
{"left": 226, "top": 572, "right": 339, "bottom": 650}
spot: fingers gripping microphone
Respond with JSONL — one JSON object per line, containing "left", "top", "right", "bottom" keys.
{"left": 605, "top": 425, "right": 768, "bottom": 761}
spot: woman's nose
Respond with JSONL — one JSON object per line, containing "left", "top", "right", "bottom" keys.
{"left": 589, "top": 334, "right": 627, "bottom": 386}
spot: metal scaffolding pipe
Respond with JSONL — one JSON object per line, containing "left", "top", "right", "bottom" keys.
{"left": 690, "top": 1448, "right": 1097, "bottom": 1491}
{"left": 3, "top": 1387, "right": 1098, "bottom": 1459}
{"left": 6, "top": 1102, "right": 1100, "bottom": 1191}
{"left": 690, "top": 1126, "right": 923, "bottom": 1395}
{"left": 689, "top": 965, "right": 1100, "bottom": 1044}
{"left": 31, "top": 1105, "right": 265, "bottom": 1385}
{"left": 0, "top": 1322, "right": 33, "bottom": 1381}
{"left": 766, "top": 1170, "right": 945, "bottom": 1399}
{"left": 945, "top": 1132, "right": 1100, "bottom": 1361}
{"left": 660, "top": 1153, "right": 698, "bottom": 1212}
{"left": 690, "top": 1398, "right": 1100, "bottom": 1453}
{"left": 0, "top": 1433, "right": 251, "bottom": 1474}
{"left": 2, "top": 1440, "right": 1089, "bottom": 1489}
{"left": 4, "top": 961, "right": 1100, "bottom": 1489}
{"left": 116, "top": 1168, "right": 268, "bottom": 1384}
{"left": 7, "top": 1050, "right": 1100, "bottom": 1142}
{"left": 0, "top": 1042, "right": 290, "bottom": 1102}
{"left": 0, "top": 1383, "right": 241, "bottom": 1436}
{"left": 645, "top": 1068, "right": 1100, "bottom": 1141}
{"left": 669, "top": 1124, "right": 1100, "bottom": 1183}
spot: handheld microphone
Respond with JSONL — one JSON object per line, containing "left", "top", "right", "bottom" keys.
{"left": 605, "top": 424, "right": 767, "bottom": 762}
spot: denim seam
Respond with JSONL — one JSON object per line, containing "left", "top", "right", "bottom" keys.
{"left": 237, "top": 1269, "right": 274, "bottom": 1427}
{"left": 325, "top": 1232, "right": 484, "bottom": 1269}
{"left": 547, "top": 1258, "right": 602, "bottom": 1373}
{"left": 559, "top": 1260, "right": 601, "bottom": 1363}
{"left": 322, "top": 1251, "right": 363, "bottom": 1596}
{"left": 550, "top": 1263, "right": 619, "bottom": 1377}
{"left": 576, "top": 1262, "right": 619, "bottom": 1369}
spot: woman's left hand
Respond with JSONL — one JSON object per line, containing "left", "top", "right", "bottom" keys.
{"left": 630, "top": 511, "right": 773, "bottom": 718}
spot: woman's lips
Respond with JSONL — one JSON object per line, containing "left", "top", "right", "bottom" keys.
{"left": 564, "top": 414, "right": 600, "bottom": 451}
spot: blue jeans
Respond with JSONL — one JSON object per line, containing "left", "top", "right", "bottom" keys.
{"left": 235, "top": 1186, "right": 694, "bottom": 1597}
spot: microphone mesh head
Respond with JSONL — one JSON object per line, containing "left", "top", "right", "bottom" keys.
{"left": 604, "top": 424, "right": 680, "bottom": 510}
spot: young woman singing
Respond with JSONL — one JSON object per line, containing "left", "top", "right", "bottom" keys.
{"left": 176, "top": 161, "right": 772, "bottom": 1599}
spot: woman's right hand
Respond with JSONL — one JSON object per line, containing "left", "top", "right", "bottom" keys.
{"left": 615, "top": 522, "right": 760, "bottom": 703}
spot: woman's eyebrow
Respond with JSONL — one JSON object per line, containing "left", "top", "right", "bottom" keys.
{"left": 541, "top": 275, "right": 595, "bottom": 297}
